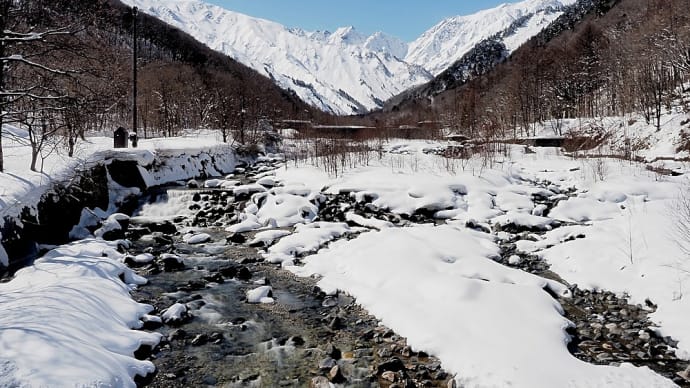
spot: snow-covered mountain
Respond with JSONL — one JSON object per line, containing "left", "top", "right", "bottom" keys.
{"left": 405, "top": 0, "right": 577, "bottom": 76}
{"left": 123, "top": 0, "right": 576, "bottom": 114}
{"left": 123, "top": 0, "right": 431, "bottom": 115}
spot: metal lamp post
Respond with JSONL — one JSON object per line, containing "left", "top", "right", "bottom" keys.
{"left": 131, "top": 6, "right": 138, "bottom": 147}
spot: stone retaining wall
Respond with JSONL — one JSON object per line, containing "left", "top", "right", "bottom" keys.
{"left": 0, "top": 146, "right": 239, "bottom": 277}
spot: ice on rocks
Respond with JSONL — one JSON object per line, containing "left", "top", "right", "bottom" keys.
{"left": 233, "top": 183, "right": 267, "bottom": 196}
{"left": 204, "top": 178, "right": 225, "bottom": 188}
{"left": 94, "top": 212, "right": 129, "bottom": 238}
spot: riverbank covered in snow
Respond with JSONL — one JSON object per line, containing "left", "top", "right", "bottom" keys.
{"left": 0, "top": 130, "right": 241, "bottom": 386}
{"left": 1, "top": 122, "right": 690, "bottom": 386}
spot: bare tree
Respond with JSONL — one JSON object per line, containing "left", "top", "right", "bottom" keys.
{"left": 0, "top": 0, "right": 77, "bottom": 171}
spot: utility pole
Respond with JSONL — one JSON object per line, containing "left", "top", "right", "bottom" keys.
{"left": 131, "top": 6, "right": 138, "bottom": 147}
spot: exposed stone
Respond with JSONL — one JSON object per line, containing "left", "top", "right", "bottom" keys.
{"left": 191, "top": 334, "right": 208, "bottom": 346}
{"left": 310, "top": 376, "right": 331, "bottom": 388}
{"left": 160, "top": 254, "right": 185, "bottom": 272}
{"left": 328, "top": 365, "right": 346, "bottom": 384}
{"left": 319, "top": 358, "right": 337, "bottom": 370}
{"left": 378, "top": 358, "right": 406, "bottom": 374}
{"left": 381, "top": 371, "right": 397, "bottom": 382}
{"left": 227, "top": 233, "right": 247, "bottom": 244}
{"left": 237, "top": 266, "right": 252, "bottom": 281}
{"left": 168, "top": 329, "right": 187, "bottom": 341}
{"left": 325, "top": 343, "right": 342, "bottom": 360}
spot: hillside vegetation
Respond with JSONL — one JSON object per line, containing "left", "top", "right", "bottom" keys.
{"left": 380, "top": 0, "right": 690, "bottom": 143}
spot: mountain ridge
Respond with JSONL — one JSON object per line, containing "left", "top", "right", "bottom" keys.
{"left": 123, "top": 0, "right": 576, "bottom": 115}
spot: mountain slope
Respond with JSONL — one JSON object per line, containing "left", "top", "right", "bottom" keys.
{"left": 122, "top": 0, "right": 576, "bottom": 116}
{"left": 405, "top": 0, "right": 577, "bottom": 76}
{"left": 123, "top": 0, "right": 432, "bottom": 115}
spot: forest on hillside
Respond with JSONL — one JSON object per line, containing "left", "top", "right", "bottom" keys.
{"left": 3, "top": 0, "right": 690, "bottom": 174}
{"left": 0, "top": 0, "right": 315, "bottom": 172}
{"left": 381, "top": 0, "right": 690, "bottom": 142}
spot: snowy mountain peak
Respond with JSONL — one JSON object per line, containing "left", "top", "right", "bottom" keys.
{"left": 123, "top": 0, "right": 431, "bottom": 115}
{"left": 405, "top": 0, "right": 577, "bottom": 76}
{"left": 364, "top": 32, "right": 408, "bottom": 59}
{"left": 329, "top": 25, "right": 365, "bottom": 45}
{"left": 123, "top": 0, "right": 575, "bottom": 114}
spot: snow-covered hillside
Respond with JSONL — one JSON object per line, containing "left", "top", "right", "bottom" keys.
{"left": 123, "top": 0, "right": 573, "bottom": 115}
{"left": 123, "top": 0, "right": 431, "bottom": 115}
{"left": 405, "top": 0, "right": 576, "bottom": 76}
{"left": 2, "top": 95, "right": 690, "bottom": 385}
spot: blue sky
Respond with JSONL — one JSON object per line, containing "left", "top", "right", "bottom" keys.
{"left": 205, "top": 1, "right": 515, "bottom": 42}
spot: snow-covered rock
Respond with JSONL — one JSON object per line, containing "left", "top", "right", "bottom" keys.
{"left": 182, "top": 232, "right": 212, "bottom": 244}
{"left": 162, "top": 303, "right": 189, "bottom": 324}
{"left": 249, "top": 229, "right": 292, "bottom": 247}
{"left": 246, "top": 286, "right": 274, "bottom": 304}
{"left": 126, "top": 253, "right": 155, "bottom": 265}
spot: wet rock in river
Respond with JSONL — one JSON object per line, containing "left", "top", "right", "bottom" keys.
{"left": 168, "top": 328, "right": 187, "bottom": 341}
{"left": 325, "top": 343, "right": 342, "bottom": 360}
{"left": 328, "top": 316, "right": 344, "bottom": 330}
{"left": 237, "top": 266, "right": 252, "bottom": 281}
{"left": 203, "top": 273, "right": 224, "bottom": 284}
{"left": 227, "top": 233, "right": 247, "bottom": 244}
{"left": 190, "top": 334, "right": 208, "bottom": 346}
{"left": 218, "top": 265, "right": 237, "bottom": 278}
{"left": 178, "top": 280, "right": 207, "bottom": 292}
{"left": 146, "top": 221, "right": 178, "bottom": 235}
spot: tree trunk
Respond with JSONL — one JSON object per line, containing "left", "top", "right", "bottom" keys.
{"left": 30, "top": 146, "right": 39, "bottom": 172}
{"left": 0, "top": 1, "right": 7, "bottom": 173}
{"left": 0, "top": 115, "right": 4, "bottom": 173}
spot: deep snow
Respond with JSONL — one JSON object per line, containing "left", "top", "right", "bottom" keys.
{"left": 2, "top": 108, "right": 690, "bottom": 386}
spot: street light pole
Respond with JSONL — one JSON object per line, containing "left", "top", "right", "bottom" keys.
{"left": 131, "top": 6, "right": 138, "bottom": 147}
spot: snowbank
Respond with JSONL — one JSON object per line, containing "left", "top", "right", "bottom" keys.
{"left": 290, "top": 224, "right": 673, "bottom": 387}
{"left": 0, "top": 239, "right": 161, "bottom": 387}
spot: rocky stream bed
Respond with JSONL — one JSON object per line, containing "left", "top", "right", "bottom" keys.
{"left": 110, "top": 158, "right": 689, "bottom": 387}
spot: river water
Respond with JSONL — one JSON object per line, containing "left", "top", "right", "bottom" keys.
{"left": 125, "top": 161, "right": 455, "bottom": 387}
